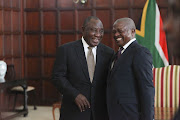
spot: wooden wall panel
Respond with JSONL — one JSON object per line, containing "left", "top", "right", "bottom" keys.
{"left": 114, "top": 10, "right": 129, "bottom": 22}
{"left": 0, "top": 11, "right": 2, "bottom": 31}
{"left": 42, "top": 80, "right": 59, "bottom": 104}
{"left": 43, "top": 58, "right": 55, "bottom": 78}
{"left": 60, "top": 11, "right": 74, "bottom": 30}
{"left": 4, "top": 11, "right": 11, "bottom": 32}
{"left": 26, "top": 12, "right": 40, "bottom": 31}
{"left": 102, "top": 33, "right": 111, "bottom": 47}
{"left": 159, "top": 9, "right": 168, "bottom": 23}
{"left": 133, "top": 0, "right": 146, "bottom": 7}
{"left": 77, "top": 10, "right": 92, "bottom": 31}
{"left": 4, "top": 0, "right": 11, "bottom": 8}
{"left": 0, "top": 0, "right": 2, "bottom": 7}
{"left": 96, "top": 10, "right": 110, "bottom": 30}
{"left": 12, "top": 0, "right": 20, "bottom": 8}
{"left": 12, "top": 35, "right": 21, "bottom": 56}
{"left": 156, "top": 0, "right": 168, "bottom": 7}
{"left": 27, "top": 80, "right": 42, "bottom": 105}
{"left": 14, "top": 58, "right": 22, "bottom": 79}
{"left": 43, "top": 12, "right": 56, "bottom": 31}
{"left": 26, "top": 0, "right": 40, "bottom": 8}
{"left": 4, "top": 35, "right": 12, "bottom": 56}
{"left": 12, "top": 11, "right": 20, "bottom": 31}
{"left": 25, "top": 35, "right": 40, "bottom": 55}
{"left": 0, "top": 35, "right": 2, "bottom": 56}
{"left": 96, "top": 0, "right": 110, "bottom": 7}
{"left": 60, "top": 34, "right": 75, "bottom": 45}
{"left": 58, "top": 0, "right": 74, "bottom": 8}
{"left": 114, "top": 0, "right": 129, "bottom": 8}
{"left": 43, "top": 0, "right": 56, "bottom": 8}
{"left": 131, "top": 9, "right": 143, "bottom": 27}
{"left": 25, "top": 58, "right": 41, "bottom": 78}
{"left": 43, "top": 35, "right": 57, "bottom": 55}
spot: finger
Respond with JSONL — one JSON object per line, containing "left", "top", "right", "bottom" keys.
{"left": 80, "top": 100, "right": 85, "bottom": 112}
{"left": 77, "top": 103, "right": 82, "bottom": 112}
{"left": 85, "top": 99, "right": 90, "bottom": 108}
{"left": 81, "top": 99, "right": 88, "bottom": 109}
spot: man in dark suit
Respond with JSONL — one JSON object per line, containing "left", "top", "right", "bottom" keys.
{"left": 107, "top": 18, "right": 155, "bottom": 120}
{"left": 52, "top": 16, "right": 114, "bottom": 120}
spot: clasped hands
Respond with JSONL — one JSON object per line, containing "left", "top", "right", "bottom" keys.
{"left": 75, "top": 94, "right": 90, "bottom": 112}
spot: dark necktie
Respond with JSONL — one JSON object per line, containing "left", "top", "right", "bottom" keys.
{"left": 115, "top": 47, "right": 124, "bottom": 62}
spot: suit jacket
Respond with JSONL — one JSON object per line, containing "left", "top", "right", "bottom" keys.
{"left": 107, "top": 41, "right": 155, "bottom": 120}
{"left": 52, "top": 40, "right": 114, "bottom": 120}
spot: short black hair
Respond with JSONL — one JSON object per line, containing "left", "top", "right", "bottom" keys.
{"left": 83, "top": 16, "right": 100, "bottom": 28}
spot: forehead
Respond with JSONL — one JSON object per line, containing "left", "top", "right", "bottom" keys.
{"left": 113, "top": 21, "right": 127, "bottom": 30}
{"left": 86, "top": 19, "right": 103, "bottom": 28}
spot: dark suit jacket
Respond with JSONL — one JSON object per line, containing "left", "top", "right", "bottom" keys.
{"left": 107, "top": 41, "right": 155, "bottom": 120}
{"left": 52, "top": 40, "right": 114, "bottom": 120}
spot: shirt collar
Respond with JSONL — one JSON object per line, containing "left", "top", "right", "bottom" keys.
{"left": 122, "top": 38, "right": 136, "bottom": 50}
{"left": 82, "top": 36, "right": 97, "bottom": 49}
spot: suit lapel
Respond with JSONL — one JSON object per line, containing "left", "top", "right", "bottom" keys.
{"left": 74, "top": 40, "right": 90, "bottom": 81}
{"left": 93, "top": 44, "right": 104, "bottom": 83}
{"left": 111, "top": 41, "right": 137, "bottom": 74}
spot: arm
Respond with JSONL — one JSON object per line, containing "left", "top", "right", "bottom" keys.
{"left": 52, "top": 46, "right": 80, "bottom": 101}
{"left": 133, "top": 48, "right": 155, "bottom": 120}
{"left": 52, "top": 45, "right": 90, "bottom": 111}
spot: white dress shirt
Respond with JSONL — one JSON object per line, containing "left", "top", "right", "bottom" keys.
{"left": 120, "top": 38, "right": 136, "bottom": 54}
{"left": 81, "top": 37, "right": 97, "bottom": 63}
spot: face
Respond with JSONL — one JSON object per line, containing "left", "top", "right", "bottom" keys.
{"left": 112, "top": 21, "right": 135, "bottom": 47}
{"left": 82, "top": 19, "right": 104, "bottom": 47}
{"left": 164, "top": 0, "right": 180, "bottom": 56}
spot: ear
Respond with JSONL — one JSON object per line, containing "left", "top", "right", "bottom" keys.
{"left": 131, "top": 29, "right": 136, "bottom": 36}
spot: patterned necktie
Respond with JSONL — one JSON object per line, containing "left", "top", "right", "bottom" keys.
{"left": 114, "top": 47, "right": 124, "bottom": 62}
{"left": 87, "top": 47, "right": 95, "bottom": 83}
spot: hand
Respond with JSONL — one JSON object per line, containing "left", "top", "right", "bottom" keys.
{"left": 75, "top": 94, "right": 90, "bottom": 112}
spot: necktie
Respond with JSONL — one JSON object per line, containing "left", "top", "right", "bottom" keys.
{"left": 87, "top": 47, "right": 95, "bottom": 83}
{"left": 114, "top": 47, "right": 124, "bottom": 62}
{"left": 117, "top": 47, "right": 124, "bottom": 58}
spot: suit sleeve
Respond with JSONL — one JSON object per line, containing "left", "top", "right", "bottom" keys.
{"left": 133, "top": 48, "right": 155, "bottom": 120}
{"left": 52, "top": 46, "right": 80, "bottom": 101}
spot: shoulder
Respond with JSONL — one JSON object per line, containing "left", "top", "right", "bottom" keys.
{"left": 57, "top": 40, "right": 81, "bottom": 49}
{"left": 99, "top": 43, "right": 114, "bottom": 55}
{"left": 132, "top": 42, "right": 151, "bottom": 56}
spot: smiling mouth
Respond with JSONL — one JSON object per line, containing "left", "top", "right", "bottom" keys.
{"left": 116, "top": 38, "right": 122, "bottom": 41}
{"left": 92, "top": 38, "right": 99, "bottom": 43}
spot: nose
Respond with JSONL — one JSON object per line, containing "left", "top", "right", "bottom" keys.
{"left": 114, "top": 31, "right": 120, "bottom": 37}
{"left": 94, "top": 30, "right": 101, "bottom": 37}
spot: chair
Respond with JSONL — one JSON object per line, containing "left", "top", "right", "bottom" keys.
{"left": 153, "top": 65, "right": 180, "bottom": 119}
{"left": 52, "top": 94, "right": 62, "bottom": 120}
{"left": 52, "top": 101, "right": 61, "bottom": 120}
{"left": 6, "top": 64, "right": 37, "bottom": 110}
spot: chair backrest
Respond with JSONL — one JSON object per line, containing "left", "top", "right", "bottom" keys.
{"left": 153, "top": 65, "right": 180, "bottom": 108}
{"left": 5, "top": 64, "right": 16, "bottom": 81}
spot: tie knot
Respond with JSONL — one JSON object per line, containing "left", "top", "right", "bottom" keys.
{"left": 118, "top": 47, "right": 124, "bottom": 54}
{"left": 119, "top": 47, "right": 124, "bottom": 51}
{"left": 88, "top": 47, "right": 93, "bottom": 50}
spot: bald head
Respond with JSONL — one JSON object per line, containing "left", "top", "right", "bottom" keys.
{"left": 114, "top": 18, "right": 136, "bottom": 31}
